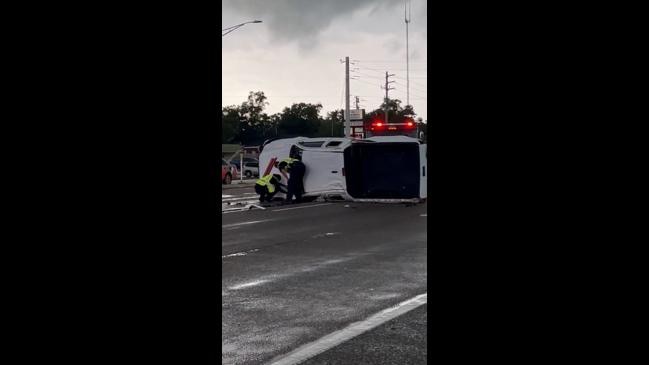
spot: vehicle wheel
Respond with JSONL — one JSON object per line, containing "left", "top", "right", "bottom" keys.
{"left": 223, "top": 173, "right": 232, "bottom": 184}
{"left": 245, "top": 171, "right": 252, "bottom": 178}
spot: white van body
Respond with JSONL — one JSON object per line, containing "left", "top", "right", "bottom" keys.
{"left": 259, "top": 136, "right": 427, "bottom": 203}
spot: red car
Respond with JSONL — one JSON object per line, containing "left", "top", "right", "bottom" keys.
{"left": 221, "top": 159, "right": 239, "bottom": 184}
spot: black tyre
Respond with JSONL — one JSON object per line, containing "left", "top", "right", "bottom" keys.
{"left": 223, "top": 173, "right": 232, "bottom": 184}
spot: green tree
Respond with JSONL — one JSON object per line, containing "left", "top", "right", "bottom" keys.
{"left": 267, "top": 113, "right": 281, "bottom": 139}
{"left": 238, "top": 91, "right": 270, "bottom": 145}
{"left": 221, "top": 105, "right": 241, "bottom": 143}
{"left": 278, "top": 102, "right": 322, "bottom": 137}
{"left": 314, "top": 109, "right": 344, "bottom": 137}
{"left": 401, "top": 104, "right": 415, "bottom": 117}
{"left": 363, "top": 99, "right": 419, "bottom": 125}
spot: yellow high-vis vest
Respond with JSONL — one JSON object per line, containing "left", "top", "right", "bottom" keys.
{"left": 281, "top": 158, "right": 298, "bottom": 166}
{"left": 255, "top": 175, "right": 275, "bottom": 193}
{"left": 282, "top": 157, "right": 300, "bottom": 168}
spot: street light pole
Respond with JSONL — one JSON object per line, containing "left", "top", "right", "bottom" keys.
{"left": 405, "top": 1, "right": 410, "bottom": 107}
{"left": 345, "top": 57, "right": 350, "bottom": 138}
{"left": 222, "top": 20, "right": 262, "bottom": 37}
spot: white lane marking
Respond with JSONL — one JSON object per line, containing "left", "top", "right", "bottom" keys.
{"left": 420, "top": 214, "right": 427, "bottom": 217}
{"left": 311, "top": 232, "right": 341, "bottom": 239}
{"left": 222, "top": 252, "right": 246, "bottom": 258}
{"left": 227, "top": 280, "right": 269, "bottom": 290}
{"left": 268, "top": 293, "right": 428, "bottom": 365}
{"left": 221, "top": 208, "right": 250, "bottom": 214}
{"left": 319, "top": 258, "right": 347, "bottom": 265}
{"left": 223, "top": 256, "right": 356, "bottom": 290}
{"left": 222, "top": 219, "right": 272, "bottom": 228}
{"left": 222, "top": 198, "right": 260, "bottom": 204}
{"left": 222, "top": 194, "right": 234, "bottom": 198}
{"left": 222, "top": 249, "right": 260, "bottom": 259}
{"left": 272, "top": 203, "right": 332, "bottom": 212}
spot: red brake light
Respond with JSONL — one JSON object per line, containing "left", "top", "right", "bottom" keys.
{"left": 407, "top": 122, "right": 413, "bottom": 127}
{"left": 376, "top": 122, "right": 383, "bottom": 127}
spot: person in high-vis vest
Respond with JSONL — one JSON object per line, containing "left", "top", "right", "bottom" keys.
{"left": 254, "top": 174, "right": 285, "bottom": 203}
{"left": 277, "top": 157, "right": 306, "bottom": 204}
{"left": 275, "top": 157, "right": 298, "bottom": 180}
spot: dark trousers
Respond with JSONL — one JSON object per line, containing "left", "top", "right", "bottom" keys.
{"left": 286, "top": 162, "right": 305, "bottom": 203}
{"left": 255, "top": 184, "right": 275, "bottom": 202}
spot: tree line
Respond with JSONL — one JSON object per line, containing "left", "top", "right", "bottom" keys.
{"left": 222, "top": 91, "right": 427, "bottom": 145}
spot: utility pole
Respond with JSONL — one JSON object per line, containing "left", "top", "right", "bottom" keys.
{"left": 405, "top": 1, "right": 411, "bottom": 107}
{"left": 383, "top": 71, "right": 396, "bottom": 124}
{"left": 355, "top": 96, "right": 360, "bottom": 110}
{"left": 345, "top": 57, "right": 351, "bottom": 138}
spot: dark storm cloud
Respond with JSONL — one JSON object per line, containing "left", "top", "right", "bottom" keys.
{"left": 223, "top": 0, "right": 402, "bottom": 49}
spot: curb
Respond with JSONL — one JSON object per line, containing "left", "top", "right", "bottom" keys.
{"left": 222, "top": 180, "right": 256, "bottom": 189}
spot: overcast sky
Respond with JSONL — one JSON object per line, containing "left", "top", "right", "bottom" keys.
{"left": 222, "top": 0, "right": 427, "bottom": 122}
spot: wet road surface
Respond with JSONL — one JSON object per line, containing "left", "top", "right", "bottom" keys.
{"left": 222, "top": 189, "right": 427, "bottom": 364}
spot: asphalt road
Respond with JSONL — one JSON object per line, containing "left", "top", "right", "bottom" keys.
{"left": 300, "top": 305, "right": 427, "bottom": 365}
{"left": 222, "top": 190, "right": 427, "bottom": 365}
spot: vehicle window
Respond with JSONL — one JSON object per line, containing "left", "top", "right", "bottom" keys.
{"left": 326, "top": 141, "right": 342, "bottom": 147}
{"left": 299, "top": 141, "right": 324, "bottom": 148}
{"left": 222, "top": 159, "right": 227, "bottom": 166}
{"left": 249, "top": 163, "right": 259, "bottom": 167}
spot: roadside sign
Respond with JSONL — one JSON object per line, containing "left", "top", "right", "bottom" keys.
{"left": 351, "top": 126, "right": 364, "bottom": 139}
{"left": 346, "top": 109, "right": 364, "bottom": 121}
{"left": 349, "top": 121, "right": 364, "bottom": 127}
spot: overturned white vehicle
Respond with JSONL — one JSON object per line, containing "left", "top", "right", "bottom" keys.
{"left": 259, "top": 136, "right": 427, "bottom": 203}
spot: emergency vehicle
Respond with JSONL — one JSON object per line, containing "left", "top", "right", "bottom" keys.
{"left": 364, "top": 116, "right": 420, "bottom": 139}
{"left": 259, "top": 136, "right": 427, "bottom": 203}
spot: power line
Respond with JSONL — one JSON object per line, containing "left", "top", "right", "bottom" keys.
{"left": 393, "top": 95, "right": 426, "bottom": 103}
{"left": 354, "top": 60, "right": 427, "bottom": 64}
{"left": 355, "top": 67, "right": 428, "bottom": 79}
{"left": 394, "top": 93, "right": 426, "bottom": 99}
{"left": 222, "top": 95, "right": 346, "bottom": 97}
{"left": 351, "top": 78, "right": 383, "bottom": 87}
{"left": 350, "top": 71, "right": 384, "bottom": 80}
{"left": 410, "top": 80, "right": 427, "bottom": 88}
{"left": 393, "top": 76, "right": 426, "bottom": 89}
{"left": 357, "top": 65, "right": 427, "bottom": 72}
{"left": 393, "top": 89, "right": 426, "bottom": 97}
{"left": 355, "top": 66, "right": 427, "bottom": 72}
{"left": 393, "top": 80, "right": 426, "bottom": 92}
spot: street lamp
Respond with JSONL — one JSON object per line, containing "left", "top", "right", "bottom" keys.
{"left": 222, "top": 20, "right": 262, "bottom": 37}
